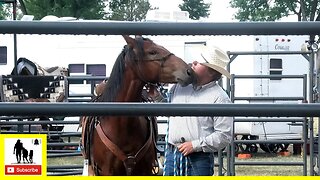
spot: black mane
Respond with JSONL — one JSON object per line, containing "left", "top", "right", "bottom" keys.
{"left": 101, "top": 37, "right": 147, "bottom": 102}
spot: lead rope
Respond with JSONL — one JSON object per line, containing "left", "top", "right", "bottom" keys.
{"left": 163, "top": 86, "right": 172, "bottom": 176}
{"left": 175, "top": 147, "right": 188, "bottom": 176}
{"left": 163, "top": 115, "right": 170, "bottom": 176}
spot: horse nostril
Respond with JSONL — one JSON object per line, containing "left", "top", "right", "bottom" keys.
{"left": 186, "top": 68, "right": 192, "bottom": 76}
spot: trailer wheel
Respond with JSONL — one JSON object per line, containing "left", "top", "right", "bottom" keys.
{"left": 278, "top": 144, "right": 289, "bottom": 151}
{"left": 259, "top": 143, "right": 279, "bottom": 153}
{"left": 248, "top": 144, "right": 258, "bottom": 153}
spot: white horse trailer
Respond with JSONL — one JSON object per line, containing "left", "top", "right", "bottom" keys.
{"left": 233, "top": 35, "right": 310, "bottom": 153}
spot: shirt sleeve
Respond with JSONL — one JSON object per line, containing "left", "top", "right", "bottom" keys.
{"left": 191, "top": 98, "right": 234, "bottom": 152}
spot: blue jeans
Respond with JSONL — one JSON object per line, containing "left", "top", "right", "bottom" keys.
{"left": 163, "top": 146, "right": 214, "bottom": 176}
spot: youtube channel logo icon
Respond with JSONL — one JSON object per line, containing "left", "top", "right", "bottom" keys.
{"left": 5, "top": 165, "right": 42, "bottom": 175}
{"left": 6, "top": 166, "right": 15, "bottom": 174}
{"left": 1, "top": 135, "right": 47, "bottom": 176}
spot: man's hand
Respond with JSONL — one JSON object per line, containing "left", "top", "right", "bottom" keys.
{"left": 177, "top": 141, "right": 194, "bottom": 156}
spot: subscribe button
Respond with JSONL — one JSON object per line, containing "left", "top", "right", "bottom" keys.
{"left": 5, "top": 165, "right": 42, "bottom": 175}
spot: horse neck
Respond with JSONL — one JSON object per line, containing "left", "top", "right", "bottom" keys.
{"left": 115, "top": 72, "right": 145, "bottom": 102}
{"left": 101, "top": 73, "right": 148, "bottom": 145}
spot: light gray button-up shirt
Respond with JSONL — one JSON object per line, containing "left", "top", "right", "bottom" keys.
{"left": 168, "top": 81, "right": 233, "bottom": 152}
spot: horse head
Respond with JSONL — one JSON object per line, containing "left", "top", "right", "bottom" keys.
{"left": 123, "top": 35, "right": 195, "bottom": 87}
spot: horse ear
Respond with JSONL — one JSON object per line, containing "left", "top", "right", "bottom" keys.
{"left": 122, "top": 35, "right": 135, "bottom": 48}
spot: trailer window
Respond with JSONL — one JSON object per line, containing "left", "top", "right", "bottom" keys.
{"left": 270, "top": 58, "right": 282, "bottom": 80}
{"left": 0, "top": 46, "right": 7, "bottom": 65}
{"left": 69, "top": 64, "right": 85, "bottom": 73}
{"left": 86, "top": 64, "right": 106, "bottom": 76}
{"left": 68, "top": 64, "right": 85, "bottom": 84}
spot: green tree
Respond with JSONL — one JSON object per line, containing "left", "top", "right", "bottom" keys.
{"left": 0, "top": 5, "right": 9, "bottom": 20}
{"left": 108, "top": 0, "right": 152, "bottom": 21}
{"left": 230, "top": 0, "right": 320, "bottom": 43}
{"left": 0, "top": 0, "right": 14, "bottom": 20}
{"left": 230, "top": 0, "right": 320, "bottom": 22}
{"left": 23, "top": 0, "right": 107, "bottom": 20}
{"left": 178, "top": 0, "right": 211, "bottom": 20}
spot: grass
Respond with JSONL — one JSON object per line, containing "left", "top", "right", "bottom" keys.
{"left": 48, "top": 156, "right": 83, "bottom": 166}
{"left": 47, "top": 137, "right": 317, "bottom": 176}
{"left": 233, "top": 153, "right": 306, "bottom": 176}
{"left": 48, "top": 152, "right": 314, "bottom": 176}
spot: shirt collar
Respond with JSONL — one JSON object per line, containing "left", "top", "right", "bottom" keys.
{"left": 193, "top": 81, "right": 216, "bottom": 91}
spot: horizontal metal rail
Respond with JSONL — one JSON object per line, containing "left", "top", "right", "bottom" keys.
{"left": 229, "top": 51, "right": 312, "bottom": 56}
{"left": 1, "top": 103, "right": 319, "bottom": 117}
{"left": 234, "top": 140, "right": 304, "bottom": 144}
{"left": 233, "top": 97, "right": 305, "bottom": 101}
{"left": 47, "top": 169, "right": 82, "bottom": 172}
{"left": 48, "top": 152, "right": 81, "bottom": 158}
{"left": 48, "top": 150, "right": 79, "bottom": 153}
{"left": 234, "top": 162, "right": 304, "bottom": 166}
{"left": 234, "top": 75, "right": 306, "bottom": 79}
{"left": 0, "top": 120, "right": 79, "bottom": 125}
{"left": 67, "top": 99, "right": 91, "bottom": 102}
{"left": 47, "top": 133, "right": 81, "bottom": 137}
{"left": 47, "top": 171, "right": 82, "bottom": 176}
{"left": 47, "top": 165, "right": 83, "bottom": 169}
{"left": 68, "top": 94, "right": 93, "bottom": 97}
{"left": 234, "top": 118, "right": 305, "bottom": 122}
{"left": 1, "top": 131, "right": 81, "bottom": 135}
{"left": 67, "top": 76, "right": 106, "bottom": 81}
{"left": 47, "top": 142, "right": 78, "bottom": 147}
{"left": 47, "top": 165, "right": 83, "bottom": 176}
{"left": 1, "top": 21, "right": 320, "bottom": 35}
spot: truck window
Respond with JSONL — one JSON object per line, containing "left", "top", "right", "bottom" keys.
{"left": 0, "top": 46, "right": 7, "bottom": 65}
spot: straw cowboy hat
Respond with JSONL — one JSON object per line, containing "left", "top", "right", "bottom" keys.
{"left": 199, "top": 46, "right": 231, "bottom": 79}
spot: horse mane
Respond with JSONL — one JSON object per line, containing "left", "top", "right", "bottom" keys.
{"left": 101, "top": 36, "right": 149, "bottom": 102}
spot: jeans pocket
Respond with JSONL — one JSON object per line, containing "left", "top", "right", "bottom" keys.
{"left": 189, "top": 153, "right": 214, "bottom": 176}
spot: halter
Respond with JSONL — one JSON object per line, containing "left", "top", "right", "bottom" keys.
{"left": 135, "top": 52, "right": 174, "bottom": 87}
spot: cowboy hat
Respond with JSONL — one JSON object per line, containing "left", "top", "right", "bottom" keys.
{"left": 199, "top": 46, "right": 231, "bottom": 79}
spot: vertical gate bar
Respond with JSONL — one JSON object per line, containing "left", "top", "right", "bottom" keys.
{"left": 230, "top": 74, "right": 235, "bottom": 176}
{"left": 226, "top": 145, "right": 231, "bottom": 176}
{"left": 217, "top": 149, "right": 223, "bottom": 176}
{"left": 303, "top": 74, "right": 308, "bottom": 175}
{"left": 309, "top": 49, "right": 315, "bottom": 175}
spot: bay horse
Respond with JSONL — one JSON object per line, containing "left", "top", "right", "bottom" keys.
{"left": 80, "top": 35, "right": 195, "bottom": 176}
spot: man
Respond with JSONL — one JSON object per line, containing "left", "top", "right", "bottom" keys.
{"left": 13, "top": 139, "right": 23, "bottom": 163}
{"left": 163, "top": 46, "right": 234, "bottom": 176}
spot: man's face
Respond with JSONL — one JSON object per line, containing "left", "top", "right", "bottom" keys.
{"left": 191, "top": 60, "right": 212, "bottom": 80}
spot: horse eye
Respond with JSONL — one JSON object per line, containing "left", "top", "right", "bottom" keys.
{"left": 149, "top": 51, "right": 157, "bottom": 55}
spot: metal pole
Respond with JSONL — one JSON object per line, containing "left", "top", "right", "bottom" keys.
{"left": 309, "top": 49, "right": 315, "bottom": 175}
{"left": 1, "top": 21, "right": 320, "bottom": 35}
{"left": 217, "top": 150, "right": 223, "bottom": 176}
{"left": 303, "top": 74, "right": 308, "bottom": 176}
{"left": 230, "top": 74, "right": 235, "bottom": 176}
{"left": 12, "top": 0, "right": 17, "bottom": 68}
